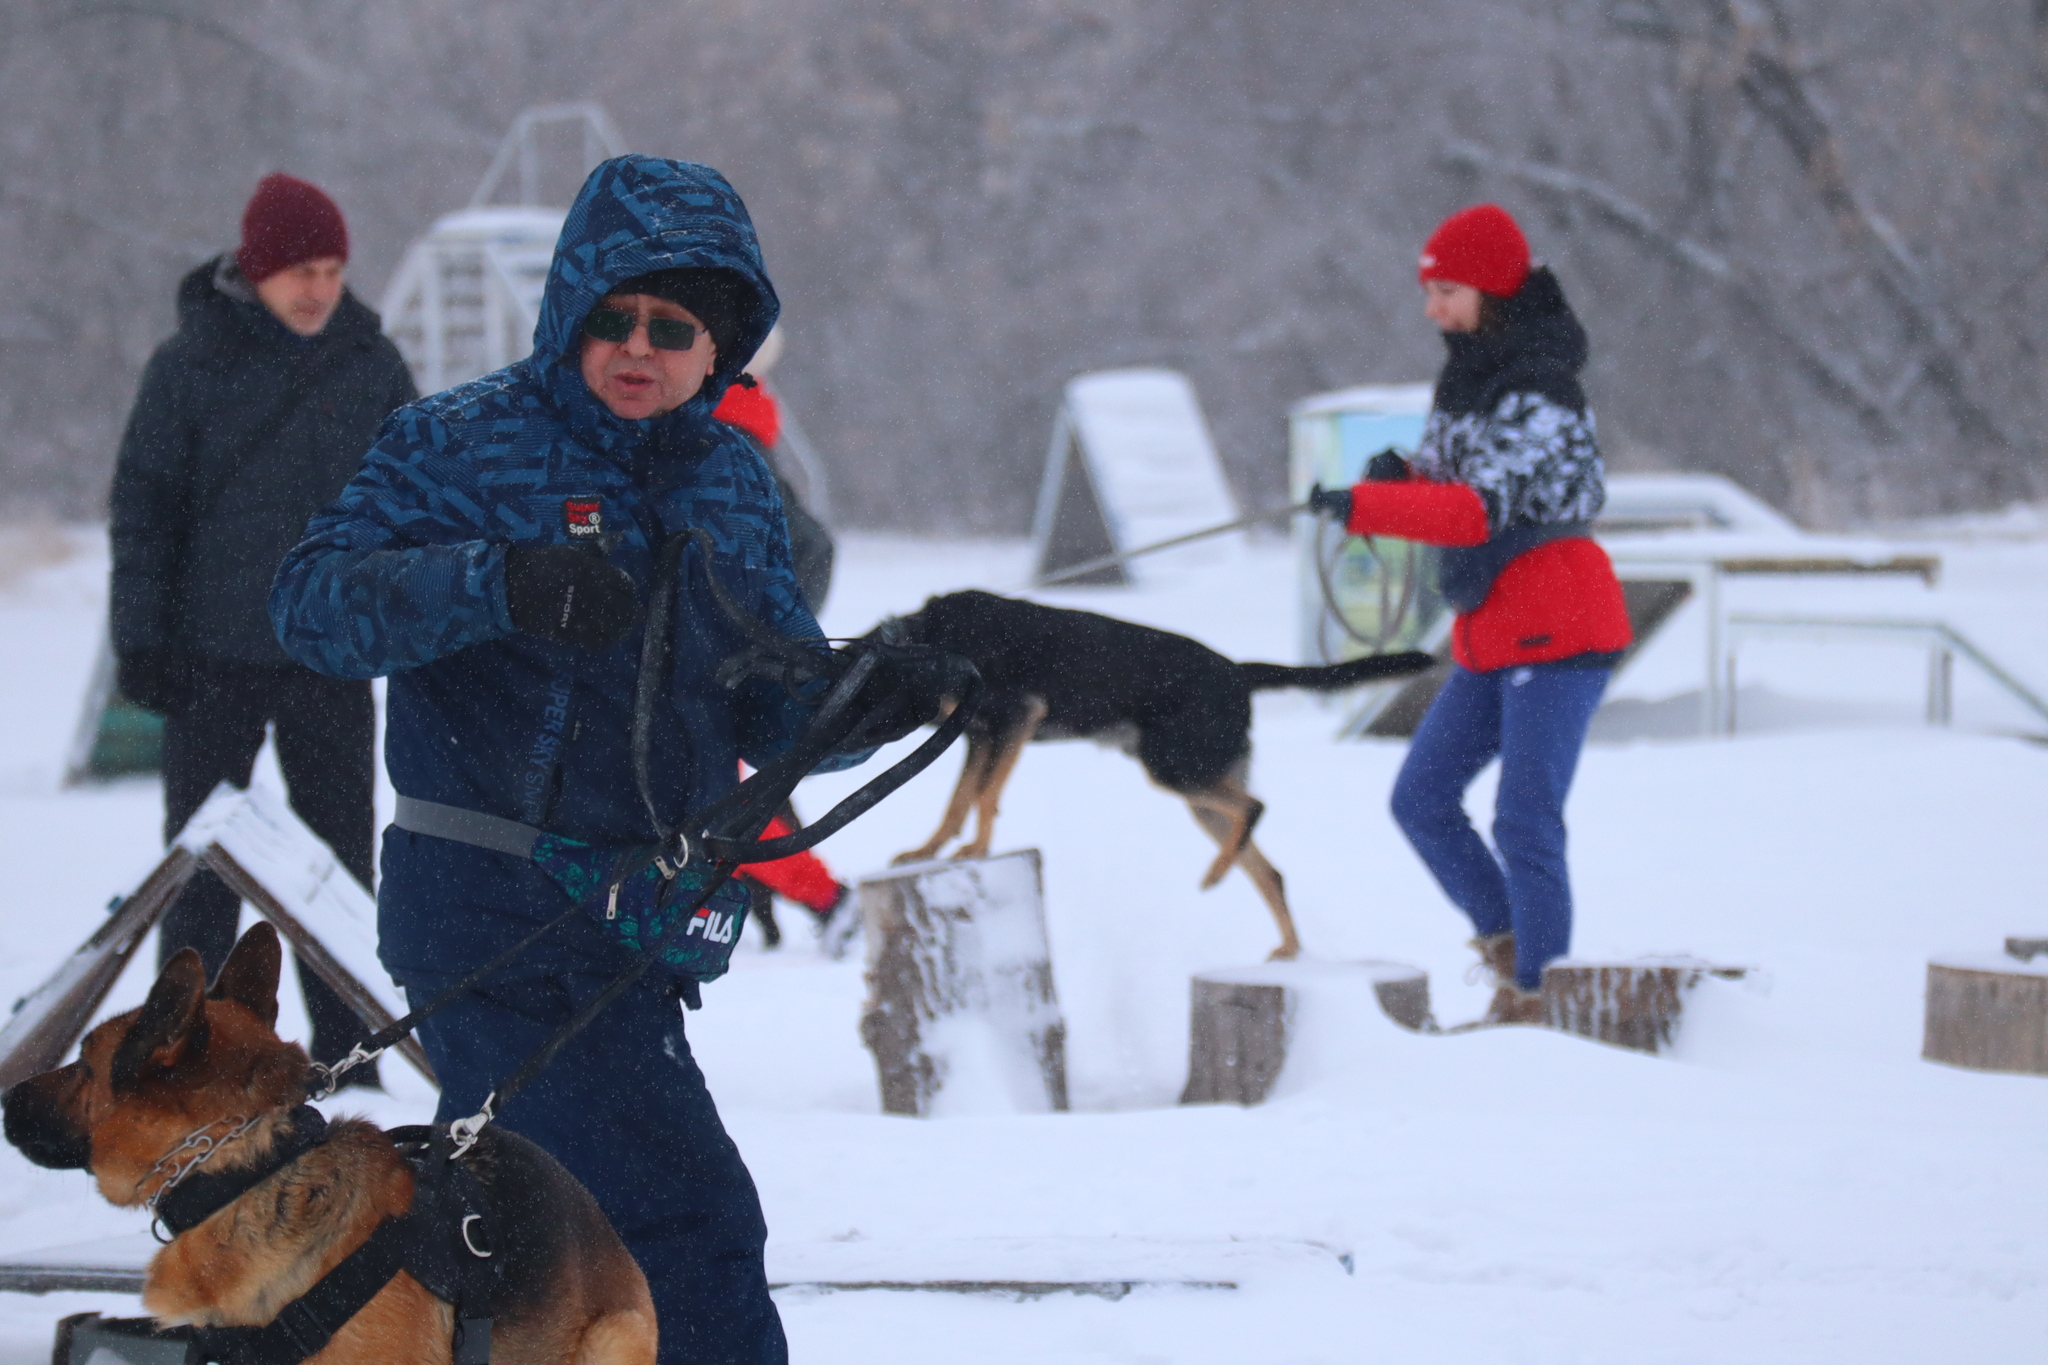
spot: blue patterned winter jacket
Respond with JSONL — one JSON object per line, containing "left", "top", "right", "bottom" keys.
{"left": 271, "top": 157, "right": 835, "bottom": 978}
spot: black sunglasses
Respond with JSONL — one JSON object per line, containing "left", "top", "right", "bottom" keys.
{"left": 581, "top": 307, "right": 700, "bottom": 351}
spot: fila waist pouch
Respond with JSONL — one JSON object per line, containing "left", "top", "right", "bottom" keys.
{"left": 392, "top": 795, "right": 749, "bottom": 981}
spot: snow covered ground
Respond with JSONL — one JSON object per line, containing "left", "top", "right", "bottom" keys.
{"left": 0, "top": 521, "right": 2042, "bottom": 1362}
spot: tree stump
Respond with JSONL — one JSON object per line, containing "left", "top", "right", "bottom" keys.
{"left": 1180, "top": 960, "right": 1432, "bottom": 1106}
{"left": 1541, "top": 959, "right": 1748, "bottom": 1055}
{"left": 857, "top": 850, "right": 1068, "bottom": 1117}
{"left": 1924, "top": 951, "right": 2048, "bottom": 1076}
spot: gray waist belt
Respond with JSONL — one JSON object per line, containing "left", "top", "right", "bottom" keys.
{"left": 392, "top": 794, "right": 544, "bottom": 860}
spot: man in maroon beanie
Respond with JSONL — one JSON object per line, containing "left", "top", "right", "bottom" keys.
{"left": 108, "top": 172, "right": 416, "bottom": 1086}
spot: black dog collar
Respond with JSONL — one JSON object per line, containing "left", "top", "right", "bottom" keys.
{"left": 154, "top": 1105, "right": 331, "bottom": 1237}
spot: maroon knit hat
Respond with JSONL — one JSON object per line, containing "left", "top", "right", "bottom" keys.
{"left": 236, "top": 173, "right": 349, "bottom": 284}
{"left": 1418, "top": 203, "right": 1530, "bottom": 298}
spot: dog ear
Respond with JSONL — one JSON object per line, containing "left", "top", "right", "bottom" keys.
{"left": 209, "top": 923, "right": 281, "bottom": 1028}
{"left": 112, "top": 950, "right": 210, "bottom": 1092}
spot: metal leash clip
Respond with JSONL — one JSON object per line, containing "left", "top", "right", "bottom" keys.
{"left": 308, "top": 1042, "right": 386, "bottom": 1101}
{"left": 448, "top": 1093, "right": 495, "bottom": 1161}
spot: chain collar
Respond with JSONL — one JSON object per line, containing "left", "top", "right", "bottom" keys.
{"left": 143, "top": 1112, "right": 265, "bottom": 1243}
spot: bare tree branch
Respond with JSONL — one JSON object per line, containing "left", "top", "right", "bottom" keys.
{"left": 1614, "top": 0, "right": 2023, "bottom": 454}
{"left": 1439, "top": 138, "right": 1902, "bottom": 443}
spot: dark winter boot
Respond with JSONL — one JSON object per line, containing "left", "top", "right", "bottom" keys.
{"left": 1467, "top": 933, "right": 1517, "bottom": 988}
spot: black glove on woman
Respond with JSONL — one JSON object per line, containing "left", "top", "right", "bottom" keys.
{"left": 1364, "top": 447, "right": 1411, "bottom": 482}
{"left": 1307, "top": 483, "right": 1354, "bottom": 522}
{"left": 505, "top": 544, "right": 640, "bottom": 651}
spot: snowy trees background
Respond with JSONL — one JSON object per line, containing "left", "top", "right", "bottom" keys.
{"left": 1, "top": 0, "right": 2044, "bottom": 530}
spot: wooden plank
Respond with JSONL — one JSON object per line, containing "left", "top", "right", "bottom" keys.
{"left": 202, "top": 846, "right": 435, "bottom": 1086}
{"left": 1715, "top": 555, "right": 1940, "bottom": 584}
{"left": 0, "top": 1266, "right": 145, "bottom": 1295}
{"left": 764, "top": 1279, "right": 1233, "bottom": 1299}
{"left": 0, "top": 848, "right": 196, "bottom": 1091}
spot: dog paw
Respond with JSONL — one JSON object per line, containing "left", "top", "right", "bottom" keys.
{"left": 1266, "top": 944, "right": 1301, "bottom": 962}
{"left": 890, "top": 849, "right": 937, "bottom": 866}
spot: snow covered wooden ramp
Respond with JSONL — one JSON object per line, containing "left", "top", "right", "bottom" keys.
{"left": 0, "top": 783, "right": 433, "bottom": 1091}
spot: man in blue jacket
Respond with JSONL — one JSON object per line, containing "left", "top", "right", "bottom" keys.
{"left": 272, "top": 157, "right": 834, "bottom": 1363}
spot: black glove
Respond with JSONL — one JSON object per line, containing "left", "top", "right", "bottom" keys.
{"left": 504, "top": 544, "right": 640, "bottom": 651}
{"left": 1365, "top": 448, "right": 1411, "bottom": 482}
{"left": 116, "top": 646, "right": 194, "bottom": 715}
{"left": 1308, "top": 483, "right": 1354, "bottom": 522}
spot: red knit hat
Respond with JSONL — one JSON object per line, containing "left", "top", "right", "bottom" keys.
{"left": 236, "top": 173, "right": 349, "bottom": 283}
{"left": 1418, "top": 203, "right": 1530, "bottom": 298}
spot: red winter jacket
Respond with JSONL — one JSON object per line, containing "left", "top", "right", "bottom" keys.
{"left": 1346, "top": 479, "right": 1632, "bottom": 673}
{"left": 713, "top": 377, "right": 782, "bottom": 447}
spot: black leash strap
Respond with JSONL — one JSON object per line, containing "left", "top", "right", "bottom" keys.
{"left": 195, "top": 1217, "right": 410, "bottom": 1365}
{"left": 321, "top": 523, "right": 980, "bottom": 1116}
{"left": 308, "top": 903, "right": 584, "bottom": 1100}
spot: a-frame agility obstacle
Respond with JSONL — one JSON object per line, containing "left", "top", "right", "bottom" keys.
{"left": 0, "top": 782, "right": 435, "bottom": 1092}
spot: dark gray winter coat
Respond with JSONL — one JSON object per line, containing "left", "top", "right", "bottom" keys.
{"left": 109, "top": 256, "right": 415, "bottom": 665}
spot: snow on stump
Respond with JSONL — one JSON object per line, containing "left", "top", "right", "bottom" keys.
{"left": 1924, "top": 947, "right": 2048, "bottom": 1076}
{"left": 1541, "top": 959, "right": 1749, "bottom": 1055}
{"left": 857, "top": 850, "right": 1068, "bottom": 1117}
{"left": 1181, "top": 961, "right": 1432, "bottom": 1107}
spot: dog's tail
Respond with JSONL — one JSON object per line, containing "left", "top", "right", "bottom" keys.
{"left": 1238, "top": 651, "right": 1437, "bottom": 693}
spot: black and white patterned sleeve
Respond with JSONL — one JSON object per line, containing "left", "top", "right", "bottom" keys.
{"left": 1422, "top": 393, "right": 1605, "bottom": 535}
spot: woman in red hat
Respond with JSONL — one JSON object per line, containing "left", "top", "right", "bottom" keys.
{"left": 1312, "top": 204, "right": 1630, "bottom": 1023}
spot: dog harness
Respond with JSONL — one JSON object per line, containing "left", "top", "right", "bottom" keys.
{"left": 144, "top": 1109, "right": 500, "bottom": 1365}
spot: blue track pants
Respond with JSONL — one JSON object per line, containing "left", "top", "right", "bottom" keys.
{"left": 1389, "top": 663, "right": 1609, "bottom": 990}
{"left": 401, "top": 967, "right": 788, "bottom": 1365}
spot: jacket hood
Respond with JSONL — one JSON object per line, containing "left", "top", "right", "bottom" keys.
{"left": 530, "top": 156, "right": 781, "bottom": 444}
{"left": 174, "top": 254, "right": 383, "bottom": 355}
{"left": 1433, "top": 266, "right": 1589, "bottom": 417}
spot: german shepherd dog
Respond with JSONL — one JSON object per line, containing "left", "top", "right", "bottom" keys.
{"left": 879, "top": 591, "right": 1433, "bottom": 959}
{"left": 2, "top": 924, "right": 656, "bottom": 1365}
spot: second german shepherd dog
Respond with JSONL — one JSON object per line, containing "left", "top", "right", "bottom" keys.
{"left": 2, "top": 924, "right": 656, "bottom": 1365}
{"left": 879, "top": 591, "right": 1433, "bottom": 959}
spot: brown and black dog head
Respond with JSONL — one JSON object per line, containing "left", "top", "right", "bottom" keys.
{"left": 2, "top": 923, "right": 312, "bottom": 1207}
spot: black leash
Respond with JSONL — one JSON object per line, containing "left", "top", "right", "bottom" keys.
{"left": 448, "top": 537, "right": 981, "bottom": 1149}
{"left": 313, "top": 526, "right": 980, "bottom": 1116}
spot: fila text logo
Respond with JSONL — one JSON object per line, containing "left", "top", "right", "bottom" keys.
{"left": 686, "top": 909, "right": 737, "bottom": 945}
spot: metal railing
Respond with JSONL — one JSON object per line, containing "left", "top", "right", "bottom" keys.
{"left": 1725, "top": 613, "right": 2048, "bottom": 735}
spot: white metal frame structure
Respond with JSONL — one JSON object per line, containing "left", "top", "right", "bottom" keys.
{"left": 1723, "top": 614, "right": 2048, "bottom": 735}
{"left": 469, "top": 103, "right": 626, "bottom": 210}
{"left": 380, "top": 105, "right": 624, "bottom": 395}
